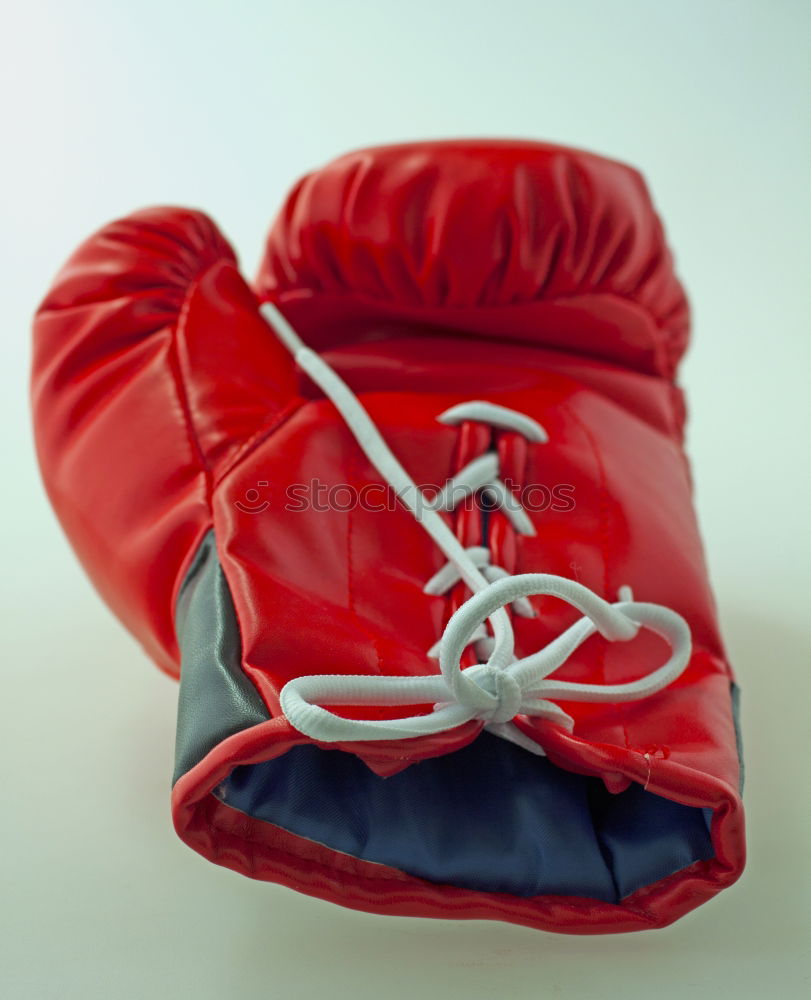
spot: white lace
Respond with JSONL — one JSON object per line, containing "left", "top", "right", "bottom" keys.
{"left": 261, "top": 302, "right": 692, "bottom": 756}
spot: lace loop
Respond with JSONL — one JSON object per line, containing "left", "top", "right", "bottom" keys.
{"left": 437, "top": 400, "right": 548, "bottom": 442}
{"left": 429, "top": 453, "right": 536, "bottom": 536}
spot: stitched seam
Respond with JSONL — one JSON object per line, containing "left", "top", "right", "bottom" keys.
{"left": 170, "top": 264, "right": 307, "bottom": 498}
{"left": 270, "top": 286, "right": 684, "bottom": 370}
{"left": 272, "top": 284, "right": 678, "bottom": 326}
{"left": 347, "top": 477, "right": 355, "bottom": 613}
{"left": 212, "top": 397, "right": 306, "bottom": 488}
{"left": 344, "top": 445, "right": 384, "bottom": 673}
{"left": 564, "top": 405, "right": 629, "bottom": 751}
{"left": 168, "top": 265, "right": 218, "bottom": 505}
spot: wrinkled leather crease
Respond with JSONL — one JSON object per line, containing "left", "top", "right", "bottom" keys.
{"left": 31, "top": 139, "right": 746, "bottom": 933}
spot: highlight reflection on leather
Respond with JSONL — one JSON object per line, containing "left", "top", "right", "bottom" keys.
{"left": 31, "top": 138, "right": 745, "bottom": 934}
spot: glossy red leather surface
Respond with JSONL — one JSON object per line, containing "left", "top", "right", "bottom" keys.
{"left": 32, "top": 140, "right": 744, "bottom": 932}
{"left": 256, "top": 139, "right": 689, "bottom": 379}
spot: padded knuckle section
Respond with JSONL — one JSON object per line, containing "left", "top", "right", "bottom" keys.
{"left": 257, "top": 140, "right": 689, "bottom": 377}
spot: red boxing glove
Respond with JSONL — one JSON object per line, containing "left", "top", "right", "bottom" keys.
{"left": 32, "top": 140, "right": 744, "bottom": 934}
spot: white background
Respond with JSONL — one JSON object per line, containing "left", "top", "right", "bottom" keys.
{"left": 2, "top": 1, "right": 809, "bottom": 997}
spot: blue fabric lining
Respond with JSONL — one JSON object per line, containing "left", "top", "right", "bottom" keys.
{"left": 215, "top": 731, "right": 715, "bottom": 902}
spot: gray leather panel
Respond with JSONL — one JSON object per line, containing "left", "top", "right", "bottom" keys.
{"left": 731, "top": 682, "right": 744, "bottom": 794}
{"left": 172, "top": 531, "right": 269, "bottom": 785}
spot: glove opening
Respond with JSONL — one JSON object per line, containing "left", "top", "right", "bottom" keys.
{"left": 173, "top": 533, "right": 715, "bottom": 904}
